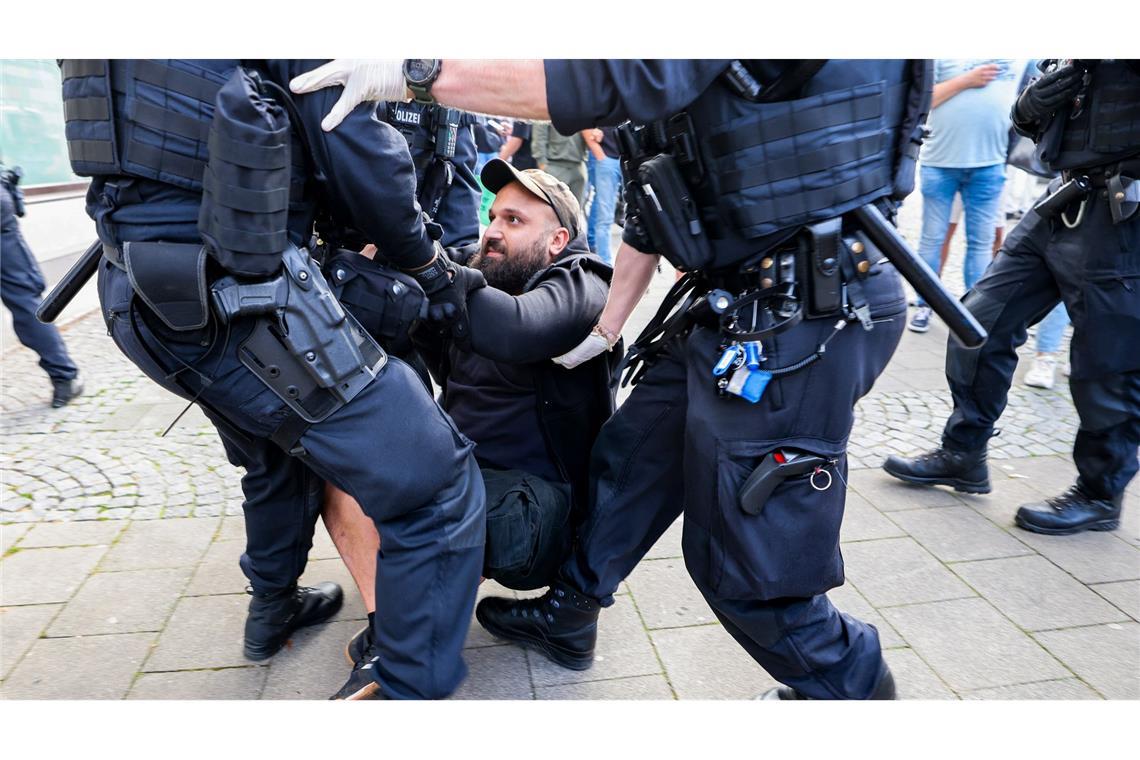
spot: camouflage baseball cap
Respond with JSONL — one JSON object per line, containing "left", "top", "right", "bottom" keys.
{"left": 480, "top": 158, "right": 584, "bottom": 240}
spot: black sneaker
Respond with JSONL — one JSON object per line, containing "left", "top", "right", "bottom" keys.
{"left": 475, "top": 581, "right": 600, "bottom": 671}
{"left": 345, "top": 623, "right": 374, "bottom": 666}
{"left": 330, "top": 649, "right": 388, "bottom": 700}
{"left": 882, "top": 446, "right": 990, "bottom": 494}
{"left": 759, "top": 663, "right": 897, "bottom": 700}
{"left": 243, "top": 582, "right": 343, "bottom": 661}
{"left": 51, "top": 375, "right": 84, "bottom": 408}
{"left": 1015, "top": 484, "right": 1123, "bottom": 535}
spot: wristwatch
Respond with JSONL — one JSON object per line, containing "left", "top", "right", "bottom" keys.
{"left": 403, "top": 59, "right": 442, "bottom": 105}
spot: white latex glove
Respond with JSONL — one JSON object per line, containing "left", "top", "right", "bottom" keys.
{"left": 289, "top": 59, "right": 407, "bottom": 131}
{"left": 552, "top": 331, "right": 612, "bottom": 369}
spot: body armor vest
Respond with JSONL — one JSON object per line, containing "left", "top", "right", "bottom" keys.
{"left": 1042, "top": 60, "right": 1140, "bottom": 171}
{"left": 681, "top": 59, "right": 922, "bottom": 268}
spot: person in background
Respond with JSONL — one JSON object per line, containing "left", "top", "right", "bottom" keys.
{"left": 582, "top": 126, "right": 623, "bottom": 266}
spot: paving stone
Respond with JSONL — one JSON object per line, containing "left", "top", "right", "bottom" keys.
{"left": 959, "top": 476, "right": 1057, "bottom": 530}
{"left": 184, "top": 540, "right": 247, "bottom": 597}
{"left": 0, "top": 604, "right": 61, "bottom": 679}
{"left": 1013, "top": 531, "right": 1140, "bottom": 585}
{"left": 144, "top": 594, "right": 252, "bottom": 672}
{"left": 626, "top": 558, "right": 715, "bottom": 630}
{"left": 465, "top": 580, "right": 517, "bottom": 650}
{"left": 527, "top": 594, "right": 660, "bottom": 688}
{"left": 882, "top": 597, "right": 1069, "bottom": 692}
{"left": 48, "top": 567, "right": 191, "bottom": 637}
{"left": 1, "top": 524, "right": 31, "bottom": 553}
{"left": 888, "top": 506, "right": 1033, "bottom": 563}
{"left": 127, "top": 666, "right": 268, "bottom": 700}
{"left": 218, "top": 515, "right": 246, "bottom": 542}
{"left": 1090, "top": 580, "right": 1140, "bottom": 622}
{"left": 1033, "top": 623, "right": 1140, "bottom": 699}
{"left": 961, "top": 678, "right": 1101, "bottom": 700}
{"left": 18, "top": 521, "right": 125, "bottom": 549}
{"left": 537, "top": 674, "right": 675, "bottom": 700}
{"left": 842, "top": 537, "right": 975, "bottom": 608}
{"left": 260, "top": 619, "right": 363, "bottom": 699}
{"left": 1000, "top": 456, "right": 1079, "bottom": 496}
{"left": 840, "top": 491, "right": 906, "bottom": 543}
{"left": 2, "top": 632, "right": 154, "bottom": 699}
{"left": 651, "top": 623, "right": 779, "bottom": 699}
{"left": 0, "top": 546, "right": 107, "bottom": 606}
{"left": 848, "top": 468, "right": 965, "bottom": 512}
{"left": 644, "top": 517, "right": 683, "bottom": 560}
{"left": 99, "top": 517, "right": 219, "bottom": 572}
{"left": 309, "top": 518, "right": 340, "bottom": 560}
{"left": 881, "top": 647, "right": 957, "bottom": 700}
{"left": 952, "top": 555, "right": 1127, "bottom": 632}
{"left": 826, "top": 582, "right": 905, "bottom": 649}
{"left": 452, "top": 644, "right": 532, "bottom": 700}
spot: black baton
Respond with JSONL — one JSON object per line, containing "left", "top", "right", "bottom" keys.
{"left": 36, "top": 240, "right": 103, "bottom": 324}
{"left": 851, "top": 204, "right": 987, "bottom": 349}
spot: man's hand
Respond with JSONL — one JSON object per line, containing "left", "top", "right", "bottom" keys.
{"left": 964, "top": 63, "right": 1001, "bottom": 89}
{"left": 1013, "top": 64, "right": 1085, "bottom": 128}
{"left": 552, "top": 324, "right": 619, "bottom": 369}
{"left": 289, "top": 59, "right": 407, "bottom": 131}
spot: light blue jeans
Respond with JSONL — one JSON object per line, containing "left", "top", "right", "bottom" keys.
{"left": 1036, "top": 303, "right": 1070, "bottom": 354}
{"left": 917, "top": 163, "right": 1006, "bottom": 305}
{"left": 587, "top": 154, "right": 622, "bottom": 265}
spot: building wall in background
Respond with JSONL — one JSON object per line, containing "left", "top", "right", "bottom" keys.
{"left": 1, "top": 59, "right": 80, "bottom": 187}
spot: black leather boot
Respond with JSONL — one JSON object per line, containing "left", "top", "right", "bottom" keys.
{"left": 1015, "top": 484, "right": 1123, "bottom": 535}
{"left": 244, "top": 582, "right": 343, "bottom": 660}
{"left": 475, "top": 581, "right": 600, "bottom": 671}
{"left": 51, "top": 375, "right": 84, "bottom": 408}
{"left": 882, "top": 445, "right": 990, "bottom": 494}
{"left": 760, "top": 662, "right": 897, "bottom": 700}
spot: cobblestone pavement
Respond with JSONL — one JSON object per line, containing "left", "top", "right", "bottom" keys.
{"left": 2, "top": 211, "right": 1137, "bottom": 700}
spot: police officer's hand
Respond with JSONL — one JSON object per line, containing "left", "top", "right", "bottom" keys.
{"left": 1014, "top": 64, "right": 1084, "bottom": 126}
{"left": 289, "top": 59, "right": 407, "bottom": 132}
{"left": 410, "top": 250, "right": 486, "bottom": 342}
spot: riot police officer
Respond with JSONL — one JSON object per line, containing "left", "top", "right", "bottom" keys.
{"left": 294, "top": 59, "right": 939, "bottom": 699}
{"left": 59, "top": 59, "right": 485, "bottom": 700}
{"left": 883, "top": 59, "right": 1140, "bottom": 536}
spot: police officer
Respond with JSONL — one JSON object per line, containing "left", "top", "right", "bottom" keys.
{"left": 294, "top": 59, "right": 932, "bottom": 699}
{"left": 60, "top": 59, "right": 485, "bottom": 700}
{"left": 1, "top": 164, "right": 83, "bottom": 407}
{"left": 382, "top": 100, "right": 481, "bottom": 248}
{"left": 883, "top": 59, "right": 1140, "bottom": 536}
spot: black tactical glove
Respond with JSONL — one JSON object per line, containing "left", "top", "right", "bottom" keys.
{"left": 408, "top": 246, "right": 486, "bottom": 342}
{"left": 1013, "top": 63, "right": 1084, "bottom": 132}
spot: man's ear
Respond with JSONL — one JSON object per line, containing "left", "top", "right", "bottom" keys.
{"left": 548, "top": 227, "right": 570, "bottom": 259}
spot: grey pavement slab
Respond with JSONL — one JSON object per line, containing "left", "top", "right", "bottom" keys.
{"left": 999, "top": 456, "right": 1079, "bottom": 496}
{"left": 298, "top": 558, "right": 368, "bottom": 623}
{"left": 537, "top": 674, "right": 675, "bottom": 700}
{"left": 465, "top": 581, "right": 517, "bottom": 650}
{"left": 99, "top": 517, "right": 219, "bottom": 572}
{"left": 625, "top": 558, "right": 716, "bottom": 630}
{"left": 881, "top": 648, "right": 957, "bottom": 700}
{"left": 47, "top": 567, "right": 191, "bottom": 637}
{"left": 1033, "top": 622, "right": 1139, "bottom": 699}
{"left": 260, "top": 619, "right": 362, "bottom": 699}
{"left": 217, "top": 516, "right": 246, "bottom": 543}
{"left": 826, "top": 582, "right": 905, "bottom": 650}
{"left": 887, "top": 506, "right": 1033, "bottom": 563}
{"left": 144, "top": 594, "right": 251, "bottom": 672}
{"left": 0, "top": 545, "right": 106, "bottom": 606}
{"left": 527, "top": 593, "right": 660, "bottom": 688}
{"left": 1, "top": 524, "right": 30, "bottom": 553}
{"left": 840, "top": 492, "right": 907, "bottom": 544}
{"left": 644, "top": 517, "right": 683, "bottom": 560}
{"left": 1013, "top": 530, "right": 1140, "bottom": 585}
{"left": 127, "top": 666, "right": 268, "bottom": 699}
{"left": 952, "top": 555, "right": 1128, "bottom": 632}
{"left": 19, "top": 521, "right": 125, "bottom": 548}
{"left": 2, "top": 632, "right": 154, "bottom": 699}
{"left": 0, "top": 603, "right": 61, "bottom": 679}
{"left": 452, "top": 643, "right": 532, "bottom": 700}
{"left": 309, "top": 520, "right": 340, "bottom": 561}
{"left": 841, "top": 537, "right": 975, "bottom": 608}
{"left": 1091, "top": 580, "right": 1140, "bottom": 622}
{"left": 184, "top": 540, "right": 247, "bottom": 597}
{"left": 651, "top": 623, "right": 779, "bottom": 699}
{"left": 882, "top": 597, "right": 1070, "bottom": 692}
{"left": 959, "top": 475, "right": 1059, "bottom": 530}
{"left": 848, "top": 468, "right": 965, "bottom": 512}
{"left": 962, "top": 678, "right": 1101, "bottom": 700}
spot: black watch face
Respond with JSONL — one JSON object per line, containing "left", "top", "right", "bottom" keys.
{"left": 405, "top": 59, "right": 437, "bottom": 85}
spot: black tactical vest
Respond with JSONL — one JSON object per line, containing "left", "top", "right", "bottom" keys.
{"left": 1041, "top": 60, "right": 1140, "bottom": 171}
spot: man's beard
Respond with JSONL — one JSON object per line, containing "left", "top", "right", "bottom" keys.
{"left": 470, "top": 237, "right": 548, "bottom": 295}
